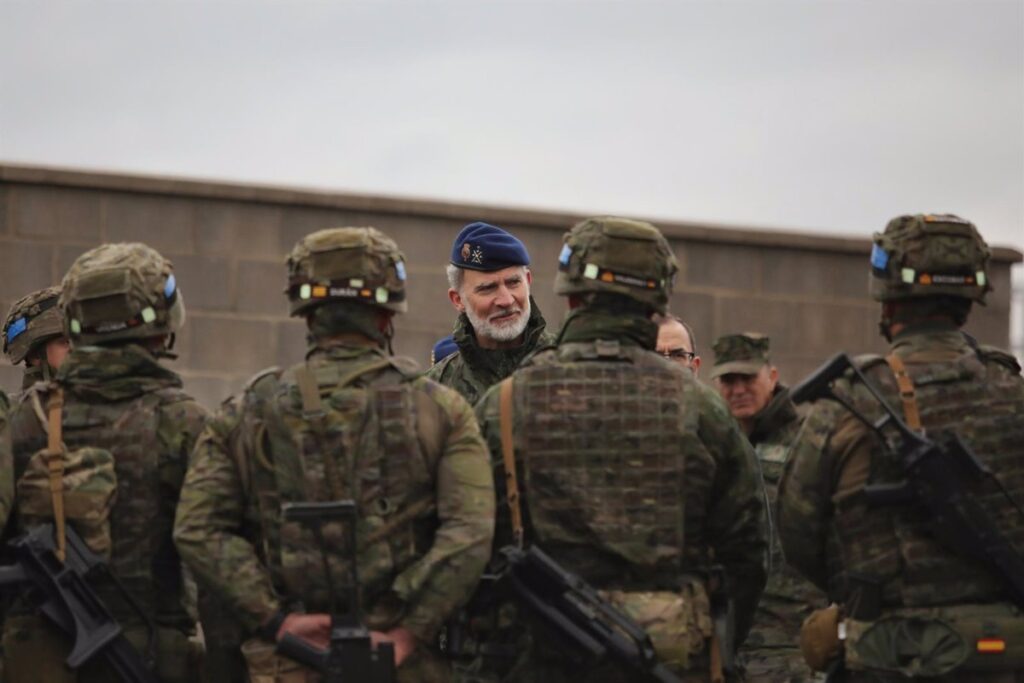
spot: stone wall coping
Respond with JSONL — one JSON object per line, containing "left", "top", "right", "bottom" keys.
{"left": 3, "top": 162, "right": 1020, "bottom": 263}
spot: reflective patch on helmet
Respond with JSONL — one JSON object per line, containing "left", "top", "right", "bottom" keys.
{"left": 70, "top": 319, "right": 82, "bottom": 334}
{"left": 164, "top": 273, "right": 176, "bottom": 299}
{"left": 312, "top": 285, "right": 328, "bottom": 298}
{"left": 901, "top": 268, "right": 915, "bottom": 284}
{"left": 559, "top": 244, "right": 572, "bottom": 265}
{"left": 300, "top": 284, "right": 312, "bottom": 300}
{"left": 6, "top": 317, "right": 27, "bottom": 343}
{"left": 870, "top": 244, "right": 889, "bottom": 270}
{"left": 141, "top": 307, "right": 157, "bottom": 323}
{"left": 351, "top": 278, "right": 364, "bottom": 288}
{"left": 395, "top": 261, "right": 407, "bottom": 281}
{"left": 584, "top": 263, "right": 599, "bottom": 279}
{"left": 375, "top": 287, "right": 389, "bottom": 303}
{"left": 976, "top": 271, "right": 986, "bottom": 287}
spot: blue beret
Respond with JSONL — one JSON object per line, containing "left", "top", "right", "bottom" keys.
{"left": 450, "top": 222, "right": 530, "bottom": 271}
{"left": 430, "top": 335, "right": 458, "bottom": 365}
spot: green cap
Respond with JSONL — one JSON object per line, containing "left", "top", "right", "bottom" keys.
{"left": 710, "top": 333, "right": 770, "bottom": 379}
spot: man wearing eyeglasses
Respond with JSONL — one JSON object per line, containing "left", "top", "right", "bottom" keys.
{"left": 711, "top": 333, "right": 823, "bottom": 683}
{"left": 655, "top": 314, "right": 702, "bottom": 376}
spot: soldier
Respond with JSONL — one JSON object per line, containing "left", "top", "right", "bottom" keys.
{"left": 656, "top": 314, "right": 702, "bottom": 375}
{"left": 1, "top": 243, "right": 208, "bottom": 682}
{"left": 0, "top": 389, "right": 10, "bottom": 524}
{"left": 3, "top": 286, "right": 70, "bottom": 392}
{"left": 475, "top": 217, "right": 768, "bottom": 682}
{"left": 778, "top": 214, "right": 1024, "bottom": 682}
{"left": 427, "top": 222, "right": 555, "bottom": 405}
{"left": 173, "top": 227, "right": 495, "bottom": 682}
{"left": 710, "top": 333, "right": 825, "bottom": 682}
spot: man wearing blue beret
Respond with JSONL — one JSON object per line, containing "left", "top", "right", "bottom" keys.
{"left": 427, "top": 222, "right": 554, "bottom": 405}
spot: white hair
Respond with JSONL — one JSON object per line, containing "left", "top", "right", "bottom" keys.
{"left": 446, "top": 264, "right": 464, "bottom": 292}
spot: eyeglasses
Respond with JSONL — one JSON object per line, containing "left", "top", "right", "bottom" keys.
{"left": 662, "top": 348, "right": 696, "bottom": 362}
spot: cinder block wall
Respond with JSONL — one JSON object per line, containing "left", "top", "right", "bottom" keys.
{"left": 2, "top": 164, "right": 1020, "bottom": 409}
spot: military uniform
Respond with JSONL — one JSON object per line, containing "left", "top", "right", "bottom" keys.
{"left": 173, "top": 227, "right": 495, "bottom": 683}
{"left": 0, "top": 390, "right": 11, "bottom": 527}
{"left": 474, "top": 217, "right": 768, "bottom": 682}
{"left": 778, "top": 214, "right": 1024, "bottom": 683}
{"left": 426, "top": 300, "right": 553, "bottom": 405}
{"left": 2, "top": 244, "right": 208, "bottom": 683}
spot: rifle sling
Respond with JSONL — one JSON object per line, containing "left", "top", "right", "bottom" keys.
{"left": 498, "top": 378, "right": 524, "bottom": 549}
{"left": 45, "top": 388, "right": 67, "bottom": 563}
{"left": 885, "top": 354, "right": 922, "bottom": 432}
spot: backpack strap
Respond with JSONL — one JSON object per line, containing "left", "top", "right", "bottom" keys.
{"left": 44, "top": 388, "right": 67, "bottom": 562}
{"left": 498, "top": 377, "right": 524, "bottom": 549}
{"left": 884, "top": 354, "right": 922, "bottom": 432}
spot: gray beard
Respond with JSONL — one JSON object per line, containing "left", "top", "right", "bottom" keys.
{"left": 466, "top": 297, "right": 531, "bottom": 344}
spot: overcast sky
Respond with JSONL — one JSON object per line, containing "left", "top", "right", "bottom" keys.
{"left": 1, "top": 0, "right": 1021, "bottom": 258}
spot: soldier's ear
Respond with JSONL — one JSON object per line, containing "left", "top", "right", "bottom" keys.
{"left": 448, "top": 288, "right": 466, "bottom": 313}
{"left": 525, "top": 268, "right": 533, "bottom": 286}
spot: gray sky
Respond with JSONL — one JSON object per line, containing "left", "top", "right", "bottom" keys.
{"left": 1, "top": 0, "right": 1022, "bottom": 255}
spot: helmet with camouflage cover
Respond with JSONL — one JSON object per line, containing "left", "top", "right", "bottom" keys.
{"left": 554, "top": 216, "right": 677, "bottom": 314}
{"left": 869, "top": 213, "right": 992, "bottom": 304}
{"left": 286, "top": 227, "right": 408, "bottom": 316}
{"left": 3, "top": 286, "right": 64, "bottom": 364}
{"left": 61, "top": 243, "right": 185, "bottom": 345}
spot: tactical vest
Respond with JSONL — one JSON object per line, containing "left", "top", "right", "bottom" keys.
{"left": 17, "top": 384, "right": 190, "bottom": 623}
{"left": 511, "top": 341, "right": 702, "bottom": 590}
{"left": 827, "top": 347, "right": 1024, "bottom": 609}
{"left": 237, "top": 352, "right": 437, "bottom": 621}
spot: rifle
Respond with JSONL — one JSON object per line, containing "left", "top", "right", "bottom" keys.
{"left": 791, "top": 352, "right": 1024, "bottom": 609}
{"left": 0, "top": 523, "right": 159, "bottom": 683}
{"left": 274, "top": 500, "right": 396, "bottom": 682}
{"left": 493, "top": 544, "right": 683, "bottom": 683}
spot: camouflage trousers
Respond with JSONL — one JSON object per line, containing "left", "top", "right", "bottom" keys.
{"left": 1, "top": 613, "right": 194, "bottom": 683}
{"left": 741, "top": 594, "right": 823, "bottom": 683}
{"left": 741, "top": 644, "right": 824, "bottom": 683}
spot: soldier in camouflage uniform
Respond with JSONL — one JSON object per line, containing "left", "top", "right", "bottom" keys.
{"left": 778, "top": 214, "right": 1024, "bottom": 682}
{"left": 173, "top": 227, "right": 495, "bottom": 683}
{"left": 475, "top": 217, "right": 768, "bottom": 682}
{"left": 3, "top": 286, "right": 69, "bottom": 392}
{"left": 1, "top": 243, "right": 208, "bottom": 682}
{"left": 711, "top": 334, "right": 825, "bottom": 682}
{"left": 427, "top": 222, "right": 555, "bottom": 405}
{"left": 0, "top": 389, "right": 10, "bottom": 527}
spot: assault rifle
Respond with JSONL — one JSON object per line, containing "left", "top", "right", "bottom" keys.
{"left": 0, "top": 523, "right": 159, "bottom": 683}
{"left": 275, "top": 501, "right": 396, "bottom": 682}
{"left": 494, "top": 544, "right": 683, "bottom": 683}
{"left": 791, "top": 352, "right": 1024, "bottom": 609}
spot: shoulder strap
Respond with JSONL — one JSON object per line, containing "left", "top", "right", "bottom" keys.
{"left": 44, "top": 388, "right": 67, "bottom": 562}
{"left": 295, "top": 364, "right": 345, "bottom": 500}
{"left": 885, "top": 354, "right": 922, "bottom": 432}
{"left": 498, "top": 377, "right": 524, "bottom": 548}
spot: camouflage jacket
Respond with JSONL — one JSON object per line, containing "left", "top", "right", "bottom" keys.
{"left": 426, "top": 297, "right": 555, "bottom": 406}
{"left": 20, "top": 364, "right": 45, "bottom": 391}
{"left": 7, "top": 344, "right": 208, "bottom": 627}
{"left": 777, "top": 325, "right": 1024, "bottom": 609}
{"left": 173, "top": 342, "right": 495, "bottom": 644}
{"left": 0, "top": 391, "right": 11, "bottom": 531}
{"left": 741, "top": 386, "right": 826, "bottom": 655}
{"left": 476, "top": 309, "right": 768, "bottom": 646}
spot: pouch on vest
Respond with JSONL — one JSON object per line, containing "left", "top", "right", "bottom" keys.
{"left": 17, "top": 389, "right": 118, "bottom": 561}
{"left": 598, "top": 581, "right": 713, "bottom": 670}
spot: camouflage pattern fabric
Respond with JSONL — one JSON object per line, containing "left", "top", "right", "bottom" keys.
{"left": 173, "top": 341, "right": 495, "bottom": 682}
{"left": 426, "top": 297, "right": 554, "bottom": 406}
{"left": 739, "top": 386, "right": 826, "bottom": 683}
{"left": 3, "top": 286, "right": 63, "bottom": 366}
{"left": 19, "top": 364, "right": 46, "bottom": 391}
{"left": 777, "top": 324, "right": 1024, "bottom": 680}
{"left": 0, "top": 390, "right": 11, "bottom": 530}
{"left": 3, "top": 343, "right": 208, "bottom": 682}
{"left": 475, "top": 307, "right": 767, "bottom": 681}
{"left": 710, "top": 332, "right": 771, "bottom": 378}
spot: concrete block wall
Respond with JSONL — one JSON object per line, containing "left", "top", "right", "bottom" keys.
{"left": 1, "top": 164, "right": 1020, "bottom": 408}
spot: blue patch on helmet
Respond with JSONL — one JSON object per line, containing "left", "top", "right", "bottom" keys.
{"left": 164, "top": 274, "right": 176, "bottom": 298}
{"left": 558, "top": 244, "right": 572, "bottom": 265}
{"left": 395, "top": 261, "right": 407, "bottom": 281}
{"left": 6, "top": 317, "right": 27, "bottom": 344}
{"left": 870, "top": 244, "right": 889, "bottom": 270}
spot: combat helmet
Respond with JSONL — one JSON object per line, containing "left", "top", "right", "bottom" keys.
{"left": 61, "top": 243, "right": 184, "bottom": 346}
{"left": 555, "top": 216, "right": 677, "bottom": 314}
{"left": 870, "top": 214, "right": 991, "bottom": 304}
{"left": 3, "top": 286, "right": 63, "bottom": 365}
{"left": 286, "top": 227, "right": 408, "bottom": 316}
